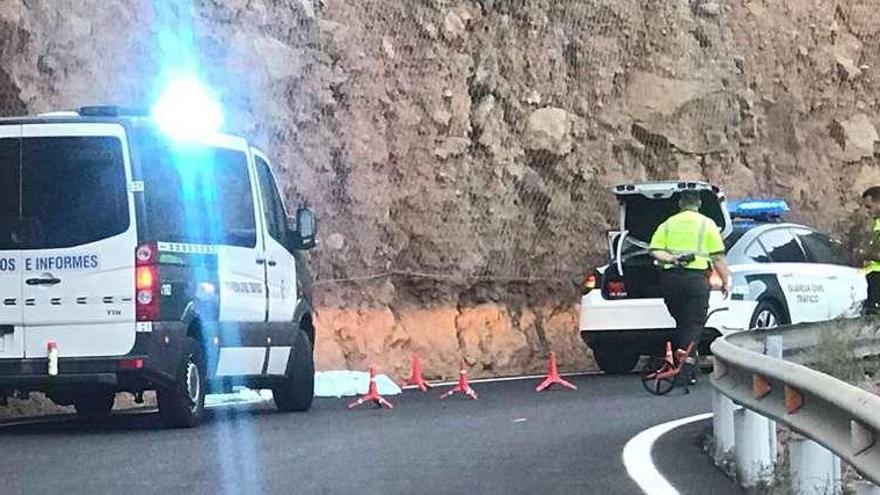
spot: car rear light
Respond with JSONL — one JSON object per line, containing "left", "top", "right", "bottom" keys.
{"left": 119, "top": 358, "right": 144, "bottom": 370}
{"left": 582, "top": 271, "right": 602, "bottom": 295}
{"left": 136, "top": 265, "right": 155, "bottom": 290}
{"left": 135, "top": 243, "right": 160, "bottom": 321}
{"left": 607, "top": 281, "right": 628, "bottom": 298}
{"left": 136, "top": 242, "right": 158, "bottom": 265}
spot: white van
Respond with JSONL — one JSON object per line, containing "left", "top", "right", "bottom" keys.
{"left": 0, "top": 106, "right": 318, "bottom": 427}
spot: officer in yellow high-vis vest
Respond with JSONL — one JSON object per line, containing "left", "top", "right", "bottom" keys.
{"left": 853, "top": 187, "right": 880, "bottom": 313}
{"left": 649, "top": 190, "right": 732, "bottom": 382}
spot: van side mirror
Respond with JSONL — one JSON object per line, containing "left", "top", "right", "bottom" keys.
{"left": 286, "top": 207, "right": 317, "bottom": 251}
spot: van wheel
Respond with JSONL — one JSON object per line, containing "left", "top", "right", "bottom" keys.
{"left": 273, "top": 330, "right": 314, "bottom": 412}
{"left": 157, "top": 339, "right": 206, "bottom": 428}
{"left": 750, "top": 301, "right": 783, "bottom": 330}
{"left": 73, "top": 392, "right": 115, "bottom": 420}
{"left": 593, "top": 346, "right": 640, "bottom": 374}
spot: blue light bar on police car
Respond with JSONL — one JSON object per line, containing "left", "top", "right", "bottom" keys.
{"left": 728, "top": 199, "right": 790, "bottom": 219}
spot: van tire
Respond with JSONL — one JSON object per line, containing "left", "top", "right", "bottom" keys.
{"left": 593, "top": 346, "right": 640, "bottom": 374}
{"left": 73, "top": 392, "right": 115, "bottom": 420}
{"left": 272, "top": 330, "right": 314, "bottom": 412}
{"left": 157, "top": 339, "right": 206, "bottom": 428}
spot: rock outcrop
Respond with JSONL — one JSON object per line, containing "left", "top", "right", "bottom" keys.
{"left": 830, "top": 114, "right": 878, "bottom": 163}
{"left": 524, "top": 107, "right": 573, "bottom": 156}
{"left": 314, "top": 300, "right": 585, "bottom": 380}
{"left": 1, "top": 0, "right": 880, "bottom": 382}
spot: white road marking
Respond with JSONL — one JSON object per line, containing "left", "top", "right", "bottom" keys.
{"left": 622, "top": 412, "right": 714, "bottom": 495}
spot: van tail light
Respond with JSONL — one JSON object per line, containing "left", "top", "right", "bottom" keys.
{"left": 582, "top": 270, "right": 602, "bottom": 295}
{"left": 118, "top": 358, "right": 144, "bottom": 370}
{"left": 135, "top": 243, "right": 160, "bottom": 321}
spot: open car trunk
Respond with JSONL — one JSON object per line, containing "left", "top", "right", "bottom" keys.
{"left": 602, "top": 182, "right": 732, "bottom": 299}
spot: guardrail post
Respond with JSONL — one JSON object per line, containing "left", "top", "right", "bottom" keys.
{"left": 712, "top": 389, "right": 737, "bottom": 463}
{"left": 734, "top": 407, "right": 776, "bottom": 487}
{"left": 732, "top": 335, "right": 783, "bottom": 487}
{"left": 789, "top": 434, "right": 842, "bottom": 495}
{"left": 765, "top": 335, "right": 783, "bottom": 360}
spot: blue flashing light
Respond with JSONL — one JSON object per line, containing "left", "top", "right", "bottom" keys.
{"left": 150, "top": 74, "right": 224, "bottom": 140}
{"left": 728, "top": 198, "right": 790, "bottom": 221}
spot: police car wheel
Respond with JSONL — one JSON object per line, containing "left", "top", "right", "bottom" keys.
{"left": 157, "top": 339, "right": 206, "bottom": 428}
{"left": 73, "top": 392, "right": 115, "bottom": 420}
{"left": 273, "top": 329, "right": 314, "bottom": 413}
{"left": 593, "top": 346, "right": 640, "bottom": 375}
{"left": 750, "top": 301, "right": 783, "bottom": 330}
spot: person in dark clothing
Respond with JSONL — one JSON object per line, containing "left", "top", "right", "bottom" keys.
{"left": 649, "top": 190, "right": 731, "bottom": 384}
{"left": 852, "top": 187, "right": 880, "bottom": 314}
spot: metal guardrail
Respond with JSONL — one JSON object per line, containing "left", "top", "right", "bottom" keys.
{"left": 710, "top": 318, "right": 880, "bottom": 487}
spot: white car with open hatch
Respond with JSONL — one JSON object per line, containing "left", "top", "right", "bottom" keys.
{"left": 578, "top": 181, "right": 866, "bottom": 374}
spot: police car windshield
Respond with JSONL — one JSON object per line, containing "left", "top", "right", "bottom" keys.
{"left": 0, "top": 134, "right": 129, "bottom": 250}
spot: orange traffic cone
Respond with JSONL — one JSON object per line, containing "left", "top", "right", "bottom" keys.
{"left": 402, "top": 354, "right": 432, "bottom": 392}
{"left": 536, "top": 351, "right": 577, "bottom": 392}
{"left": 348, "top": 365, "right": 394, "bottom": 409}
{"left": 439, "top": 361, "right": 478, "bottom": 400}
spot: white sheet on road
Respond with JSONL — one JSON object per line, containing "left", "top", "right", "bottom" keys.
{"left": 314, "top": 370, "right": 402, "bottom": 398}
{"left": 205, "top": 388, "right": 272, "bottom": 407}
{"left": 203, "top": 371, "right": 402, "bottom": 406}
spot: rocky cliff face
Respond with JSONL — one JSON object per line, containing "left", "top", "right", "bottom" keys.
{"left": 1, "top": 0, "right": 878, "bottom": 379}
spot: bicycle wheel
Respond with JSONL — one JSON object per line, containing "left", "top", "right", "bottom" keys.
{"left": 640, "top": 356, "right": 676, "bottom": 396}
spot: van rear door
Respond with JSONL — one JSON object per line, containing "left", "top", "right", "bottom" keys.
{"left": 0, "top": 125, "right": 23, "bottom": 359}
{"left": 20, "top": 123, "right": 137, "bottom": 358}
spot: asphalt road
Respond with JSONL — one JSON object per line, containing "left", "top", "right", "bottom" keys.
{"left": 653, "top": 418, "right": 742, "bottom": 495}
{"left": 0, "top": 374, "right": 739, "bottom": 495}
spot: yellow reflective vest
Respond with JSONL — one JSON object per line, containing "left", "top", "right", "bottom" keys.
{"left": 866, "top": 218, "right": 880, "bottom": 274}
{"left": 649, "top": 210, "right": 725, "bottom": 271}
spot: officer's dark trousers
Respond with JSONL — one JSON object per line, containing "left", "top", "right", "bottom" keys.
{"left": 867, "top": 272, "right": 880, "bottom": 312}
{"left": 662, "top": 269, "right": 710, "bottom": 352}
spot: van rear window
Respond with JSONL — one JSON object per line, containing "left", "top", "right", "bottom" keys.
{"left": 0, "top": 138, "right": 19, "bottom": 250}
{"left": 1, "top": 136, "right": 129, "bottom": 250}
{"left": 134, "top": 131, "right": 256, "bottom": 248}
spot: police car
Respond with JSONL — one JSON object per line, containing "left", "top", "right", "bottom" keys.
{"left": 0, "top": 105, "right": 318, "bottom": 427}
{"left": 579, "top": 181, "right": 866, "bottom": 374}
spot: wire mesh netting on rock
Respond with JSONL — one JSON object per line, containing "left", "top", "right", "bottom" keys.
{"left": 297, "top": 0, "right": 744, "bottom": 300}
